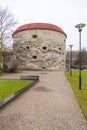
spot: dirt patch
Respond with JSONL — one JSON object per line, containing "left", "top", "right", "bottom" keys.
{"left": 34, "top": 86, "right": 51, "bottom": 92}
{"left": 40, "top": 72, "right": 48, "bottom": 74}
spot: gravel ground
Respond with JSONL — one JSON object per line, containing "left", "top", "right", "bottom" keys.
{"left": 0, "top": 71, "right": 87, "bottom": 130}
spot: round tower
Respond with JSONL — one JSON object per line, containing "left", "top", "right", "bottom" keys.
{"left": 13, "top": 23, "right": 67, "bottom": 70}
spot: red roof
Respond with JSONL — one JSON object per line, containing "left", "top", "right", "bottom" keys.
{"left": 13, "top": 23, "right": 66, "bottom": 36}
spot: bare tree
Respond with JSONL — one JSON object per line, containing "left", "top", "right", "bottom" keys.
{"left": 0, "top": 7, "right": 18, "bottom": 48}
{"left": 0, "top": 7, "right": 18, "bottom": 73}
{"left": 75, "top": 48, "right": 87, "bottom": 66}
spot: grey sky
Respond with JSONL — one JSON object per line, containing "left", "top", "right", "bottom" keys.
{"left": 0, "top": 0, "right": 87, "bottom": 50}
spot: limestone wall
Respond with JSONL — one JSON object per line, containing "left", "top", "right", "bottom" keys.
{"left": 13, "top": 29, "right": 66, "bottom": 70}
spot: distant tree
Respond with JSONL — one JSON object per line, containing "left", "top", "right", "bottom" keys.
{"left": 0, "top": 7, "right": 18, "bottom": 73}
{"left": 0, "top": 7, "right": 18, "bottom": 48}
{"left": 75, "top": 48, "right": 87, "bottom": 65}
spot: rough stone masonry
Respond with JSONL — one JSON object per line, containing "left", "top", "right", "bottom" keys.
{"left": 12, "top": 23, "right": 67, "bottom": 70}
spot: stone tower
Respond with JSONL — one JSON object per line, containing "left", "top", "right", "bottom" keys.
{"left": 13, "top": 23, "right": 67, "bottom": 70}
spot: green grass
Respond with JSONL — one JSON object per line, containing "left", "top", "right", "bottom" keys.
{"left": 0, "top": 79, "right": 33, "bottom": 101}
{"left": 65, "top": 70, "right": 87, "bottom": 119}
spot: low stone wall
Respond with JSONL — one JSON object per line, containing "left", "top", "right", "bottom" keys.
{"left": 3, "top": 52, "right": 17, "bottom": 71}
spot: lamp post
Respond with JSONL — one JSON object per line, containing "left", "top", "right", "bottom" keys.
{"left": 75, "top": 23, "right": 86, "bottom": 90}
{"left": 69, "top": 45, "right": 73, "bottom": 76}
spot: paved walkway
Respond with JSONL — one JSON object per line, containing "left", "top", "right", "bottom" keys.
{"left": 0, "top": 71, "right": 87, "bottom": 130}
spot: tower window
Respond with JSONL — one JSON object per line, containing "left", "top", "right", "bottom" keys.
{"left": 32, "top": 35, "right": 37, "bottom": 38}
{"left": 42, "top": 46, "right": 47, "bottom": 50}
{"left": 16, "top": 56, "right": 19, "bottom": 59}
{"left": 59, "top": 47, "right": 61, "bottom": 50}
{"left": 26, "top": 46, "right": 29, "bottom": 49}
{"left": 32, "top": 55, "right": 37, "bottom": 59}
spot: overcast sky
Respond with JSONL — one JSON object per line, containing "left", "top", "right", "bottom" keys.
{"left": 0, "top": 0, "right": 87, "bottom": 50}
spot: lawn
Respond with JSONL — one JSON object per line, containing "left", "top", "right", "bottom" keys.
{"left": 0, "top": 79, "right": 33, "bottom": 101}
{"left": 65, "top": 70, "right": 87, "bottom": 119}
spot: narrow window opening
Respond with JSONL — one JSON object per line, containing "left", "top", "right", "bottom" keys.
{"left": 42, "top": 46, "right": 47, "bottom": 50}
{"left": 16, "top": 56, "right": 19, "bottom": 59}
{"left": 32, "top": 35, "right": 37, "bottom": 38}
{"left": 32, "top": 55, "right": 37, "bottom": 59}
{"left": 26, "top": 46, "right": 29, "bottom": 49}
{"left": 42, "top": 66, "right": 46, "bottom": 69}
{"left": 59, "top": 47, "right": 61, "bottom": 50}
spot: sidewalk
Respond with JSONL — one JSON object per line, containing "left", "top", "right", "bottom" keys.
{"left": 0, "top": 71, "right": 87, "bottom": 130}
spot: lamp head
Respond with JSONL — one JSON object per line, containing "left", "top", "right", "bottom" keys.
{"left": 69, "top": 45, "right": 73, "bottom": 49}
{"left": 75, "top": 23, "right": 86, "bottom": 29}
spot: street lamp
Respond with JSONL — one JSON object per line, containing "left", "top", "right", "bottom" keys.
{"left": 75, "top": 23, "right": 86, "bottom": 90}
{"left": 69, "top": 45, "right": 73, "bottom": 76}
